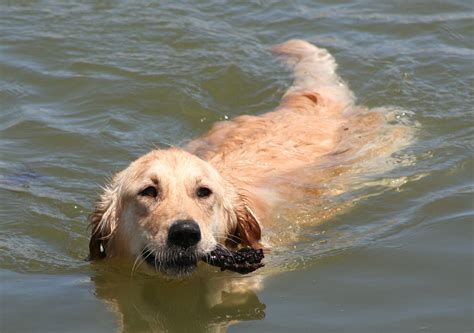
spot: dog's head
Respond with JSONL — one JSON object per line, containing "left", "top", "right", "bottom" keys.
{"left": 89, "top": 148, "right": 262, "bottom": 277}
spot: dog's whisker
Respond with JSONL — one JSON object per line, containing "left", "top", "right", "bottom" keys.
{"left": 214, "top": 233, "right": 244, "bottom": 246}
{"left": 131, "top": 252, "right": 143, "bottom": 275}
{"left": 154, "top": 249, "right": 161, "bottom": 273}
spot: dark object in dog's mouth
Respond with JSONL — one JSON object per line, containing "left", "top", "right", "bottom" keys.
{"left": 202, "top": 247, "right": 265, "bottom": 274}
{"left": 141, "top": 247, "right": 264, "bottom": 275}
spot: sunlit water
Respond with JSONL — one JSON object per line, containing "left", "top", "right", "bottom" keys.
{"left": 1, "top": 1, "right": 473, "bottom": 332}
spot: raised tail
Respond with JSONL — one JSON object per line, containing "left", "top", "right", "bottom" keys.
{"left": 272, "top": 39, "right": 354, "bottom": 107}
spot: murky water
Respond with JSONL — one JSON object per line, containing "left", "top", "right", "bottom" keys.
{"left": 1, "top": 1, "right": 473, "bottom": 332}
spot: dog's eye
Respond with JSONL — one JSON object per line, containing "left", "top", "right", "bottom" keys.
{"left": 197, "top": 187, "right": 212, "bottom": 198}
{"left": 140, "top": 186, "right": 158, "bottom": 198}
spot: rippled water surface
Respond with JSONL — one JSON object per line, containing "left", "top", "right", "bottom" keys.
{"left": 1, "top": 1, "right": 473, "bottom": 332}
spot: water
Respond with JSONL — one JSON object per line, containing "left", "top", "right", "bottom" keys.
{"left": 1, "top": 1, "right": 473, "bottom": 332}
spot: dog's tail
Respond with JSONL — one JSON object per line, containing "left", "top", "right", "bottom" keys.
{"left": 272, "top": 39, "right": 354, "bottom": 107}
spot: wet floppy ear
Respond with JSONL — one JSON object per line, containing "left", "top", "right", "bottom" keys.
{"left": 226, "top": 195, "right": 263, "bottom": 250}
{"left": 88, "top": 173, "right": 123, "bottom": 260}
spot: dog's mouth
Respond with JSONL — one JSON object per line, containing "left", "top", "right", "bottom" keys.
{"left": 141, "top": 245, "right": 266, "bottom": 276}
{"left": 141, "top": 247, "right": 200, "bottom": 277}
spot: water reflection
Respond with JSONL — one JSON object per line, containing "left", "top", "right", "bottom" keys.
{"left": 91, "top": 264, "right": 265, "bottom": 332}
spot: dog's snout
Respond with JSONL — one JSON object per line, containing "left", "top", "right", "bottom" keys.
{"left": 168, "top": 220, "right": 201, "bottom": 248}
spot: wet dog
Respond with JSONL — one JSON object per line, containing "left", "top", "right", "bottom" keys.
{"left": 88, "top": 39, "right": 408, "bottom": 277}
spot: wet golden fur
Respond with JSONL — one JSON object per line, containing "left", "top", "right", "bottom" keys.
{"left": 89, "top": 39, "right": 406, "bottom": 277}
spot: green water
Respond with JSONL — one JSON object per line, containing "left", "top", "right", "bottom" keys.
{"left": 1, "top": 1, "right": 473, "bottom": 332}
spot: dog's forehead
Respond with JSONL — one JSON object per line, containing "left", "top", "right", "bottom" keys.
{"left": 129, "top": 149, "right": 215, "bottom": 181}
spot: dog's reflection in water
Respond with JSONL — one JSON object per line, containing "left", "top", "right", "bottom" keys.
{"left": 91, "top": 263, "right": 265, "bottom": 332}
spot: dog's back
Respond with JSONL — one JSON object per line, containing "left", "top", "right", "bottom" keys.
{"left": 186, "top": 40, "right": 412, "bottom": 223}
{"left": 188, "top": 40, "right": 351, "bottom": 175}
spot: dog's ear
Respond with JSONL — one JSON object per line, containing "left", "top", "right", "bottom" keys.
{"left": 227, "top": 195, "right": 263, "bottom": 249}
{"left": 88, "top": 173, "right": 123, "bottom": 260}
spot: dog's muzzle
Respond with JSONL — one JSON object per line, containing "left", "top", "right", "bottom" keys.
{"left": 141, "top": 220, "right": 203, "bottom": 276}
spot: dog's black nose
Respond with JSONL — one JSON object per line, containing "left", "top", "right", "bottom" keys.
{"left": 168, "top": 220, "right": 201, "bottom": 248}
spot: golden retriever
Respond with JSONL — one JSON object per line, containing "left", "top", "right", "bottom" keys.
{"left": 88, "top": 39, "right": 408, "bottom": 277}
